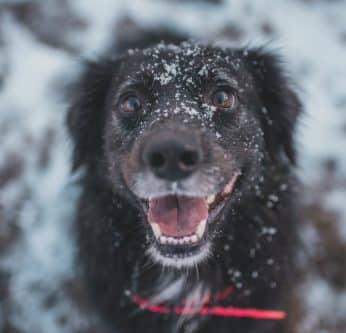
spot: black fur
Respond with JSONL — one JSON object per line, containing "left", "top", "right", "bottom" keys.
{"left": 67, "top": 33, "right": 301, "bottom": 333}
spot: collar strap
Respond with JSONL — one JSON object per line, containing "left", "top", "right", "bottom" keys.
{"left": 131, "top": 287, "right": 286, "bottom": 320}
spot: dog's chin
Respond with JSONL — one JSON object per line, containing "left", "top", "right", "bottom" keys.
{"left": 147, "top": 241, "right": 212, "bottom": 269}
{"left": 135, "top": 172, "right": 241, "bottom": 269}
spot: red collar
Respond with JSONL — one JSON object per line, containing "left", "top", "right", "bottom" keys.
{"left": 131, "top": 287, "right": 286, "bottom": 320}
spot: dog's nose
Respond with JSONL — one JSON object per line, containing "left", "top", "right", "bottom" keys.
{"left": 143, "top": 136, "right": 202, "bottom": 181}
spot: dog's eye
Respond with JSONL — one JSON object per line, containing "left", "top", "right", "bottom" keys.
{"left": 120, "top": 95, "right": 142, "bottom": 113}
{"left": 211, "top": 89, "right": 237, "bottom": 109}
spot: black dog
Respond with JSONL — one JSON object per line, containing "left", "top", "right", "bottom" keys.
{"left": 67, "top": 32, "right": 301, "bottom": 333}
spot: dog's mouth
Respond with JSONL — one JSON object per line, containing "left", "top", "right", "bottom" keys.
{"left": 141, "top": 172, "right": 240, "bottom": 261}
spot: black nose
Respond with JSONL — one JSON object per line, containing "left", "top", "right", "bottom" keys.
{"left": 143, "top": 135, "right": 202, "bottom": 181}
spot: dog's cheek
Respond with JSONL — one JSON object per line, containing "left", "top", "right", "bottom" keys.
{"left": 119, "top": 137, "right": 146, "bottom": 191}
{"left": 217, "top": 111, "right": 264, "bottom": 168}
{"left": 104, "top": 115, "right": 140, "bottom": 181}
{"left": 120, "top": 153, "right": 137, "bottom": 190}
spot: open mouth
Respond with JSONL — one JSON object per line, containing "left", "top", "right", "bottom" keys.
{"left": 143, "top": 172, "right": 240, "bottom": 258}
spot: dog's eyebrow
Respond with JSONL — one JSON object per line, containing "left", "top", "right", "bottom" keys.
{"left": 111, "top": 78, "right": 141, "bottom": 104}
{"left": 117, "top": 72, "right": 154, "bottom": 93}
{"left": 210, "top": 70, "right": 239, "bottom": 87}
{"left": 118, "top": 77, "right": 144, "bottom": 91}
{"left": 113, "top": 75, "right": 151, "bottom": 102}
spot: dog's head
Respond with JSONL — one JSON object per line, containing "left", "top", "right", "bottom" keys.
{"left": 68, "top": 42, "right": 300, "bottom": 269}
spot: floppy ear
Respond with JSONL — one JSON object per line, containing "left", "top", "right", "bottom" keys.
{"left": 66, "top": 59, "right": 118, "bottom": 171}
{"left": 243, "top": 48, "right": 302, "bottom": 164}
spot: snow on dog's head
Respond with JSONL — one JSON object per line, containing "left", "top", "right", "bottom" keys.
{"left": 68, "top": 42, "right": 300, "bottom": 268}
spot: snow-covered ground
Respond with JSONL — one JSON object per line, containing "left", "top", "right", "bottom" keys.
{"left": 0, "top": 0, "right": 345, "bottom": 332}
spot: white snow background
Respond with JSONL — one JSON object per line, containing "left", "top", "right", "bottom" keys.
{"left": 0, "top": 0, "right": 345, "bottom": 332}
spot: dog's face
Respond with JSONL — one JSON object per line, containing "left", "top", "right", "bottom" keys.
{"left": 68, "top": 42, "right": 300, "bottom": 269}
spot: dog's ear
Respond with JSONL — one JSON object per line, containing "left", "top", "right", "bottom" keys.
{"left": 243, "top": 48, "right": 302, "bottom": 164}
{"left": 66, "top": 59, "right": 119, "bottom": 171}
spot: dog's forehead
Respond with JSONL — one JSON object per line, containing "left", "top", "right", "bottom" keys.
{"left": 121, "top": 42, "right": 242, "bottom": 87}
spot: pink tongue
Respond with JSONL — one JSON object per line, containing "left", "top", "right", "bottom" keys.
{"left": 148, "top": 196, "right": 208, "bottom": 237}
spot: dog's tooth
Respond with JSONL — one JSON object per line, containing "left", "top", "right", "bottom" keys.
{"left": 160, "top": 236, "right": 168, "bottom": 244}
{"left": 206, "top": 194, "right": 216, "bottom": 205}
{"left": 172, "top": 238, "right": 179, "bottom": 245}
{"left": 196, "top": 220, "right": 207, "bottom": 239}
{"left": 183, "top": 237, "right": 190, "bottom": 244}
{"left": 167, "top": 237, "right": 175, "bottom": 244}
{"left": 190, "top": 235, "right": 198, "bottom": 243}
{"left": 178, "top": 238, "right": 185, "bottom": 245}
{"left": 151, "top": 223, "right": 161, "bottom": 239}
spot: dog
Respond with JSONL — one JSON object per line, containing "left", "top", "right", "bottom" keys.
{"left": 67, "top": 31, "right": 301, "bottom": 333}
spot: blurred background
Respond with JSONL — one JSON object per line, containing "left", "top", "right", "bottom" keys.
{"left": 0, "top": 0, "right": 345, "bottom": 332}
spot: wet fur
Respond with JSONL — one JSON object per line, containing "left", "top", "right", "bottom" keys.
{"left": 67, "top": 32, "right": 301, "bottom": 333}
